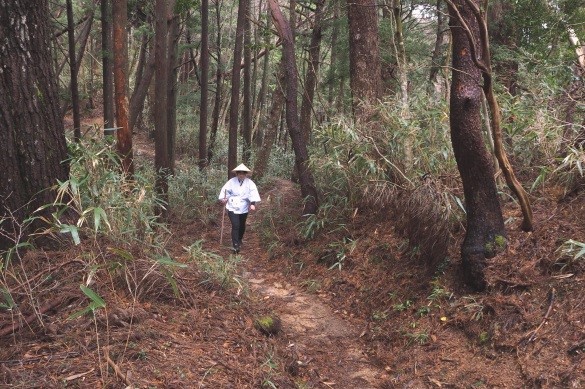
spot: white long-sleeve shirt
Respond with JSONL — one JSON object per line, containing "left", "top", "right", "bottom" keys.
{"left": 218, "top": 177, "right": 261, "bottom": 214}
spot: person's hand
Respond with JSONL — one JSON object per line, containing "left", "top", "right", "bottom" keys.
{"left": 221, "top": 198, "right": 227, "bottom": 204}
{"left": 250, "top": 204, "right": 256, "bottom": 211}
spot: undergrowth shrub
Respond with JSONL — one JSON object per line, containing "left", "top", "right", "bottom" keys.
{"left": 308, "top": 95, "right": 461, "bottom": 265}
{"left": 168, "top": 161, "right": 226, "bottom": 223}
{"left": 0, "top": 136, "right": 206, "bottom": 335}
{"left": 55, "top": 137, "right": 166, "bottom": 247}
{"left": 555, "top": 239, "right": 585, "bottom": 272}
{"left": 185, "top": 240, "right": 244, "bottom": 292}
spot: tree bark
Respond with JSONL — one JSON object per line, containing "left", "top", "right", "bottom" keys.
{"left": 347, "top": 0, "right": 382, "bottom": 120}
{"left": 199, "top": 0, "right": 210, "bottom": 169}
{"left": 448, "top": 0, "right": 506, "bottom": 291}
{"left": 66, "top": 0, "right": 81, "bottom": 141}
{"left": 112, "top": 0, "right": 134, "bottom": 176}
{"left": 102, "top": 0, "right": 115, "bottom": 129}
{"left": 487, "top": 0, "right": 519, "bottom": 95}
{"left": 207, "top": 0, "right": 223, "bottom": 166}
{"left": 242, "top": 0, "right": 253, "bottom": 165}
{"left": 227, "top": 0, "right": 246, "bottom": 179}
{"left": 167, "top": 5, "right": 179, "bottom": 175}
{"left": 428, "top": 0, "right": 447, "bottom": 95}
{"left": 129, "top": 39, "right": 155, "bottom": 134}
{"left": 327, "top": 0, "right": 340, "bottom": 110}
{"left": 0, "top": 0, "right": 70, "bottom": 251}
{"left": 300, "top": 0, "right": 325, "bottom": 144}
{"left": 268, "top": 0, "right": 319, "bottom": 215}
{"left": 254, "top": 63, "right": 285, "bottom": 180}
{"left": 154, "top": 0, "right": 170, "bottom": 217}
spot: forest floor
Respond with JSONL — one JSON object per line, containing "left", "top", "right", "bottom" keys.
{"left": 1, "top": 125, "right": 585, "bottom": 388}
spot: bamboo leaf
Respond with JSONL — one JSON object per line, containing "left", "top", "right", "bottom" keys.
{"left": 155, "top": 254, "right": 188, "bottom": 268}
{"left": 60, "top": 224, "right": 81, "bottom": 245}
{"left": 80, "top": 285, "right": 106, "bottom": 308}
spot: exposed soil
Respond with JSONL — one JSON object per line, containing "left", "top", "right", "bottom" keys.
{"left": 1, "top": 127, "right": 585, "bottom": 388}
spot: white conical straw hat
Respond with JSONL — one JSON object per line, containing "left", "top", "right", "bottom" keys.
{"left": 232, "top": 163, "right": 252, "bottom": 172}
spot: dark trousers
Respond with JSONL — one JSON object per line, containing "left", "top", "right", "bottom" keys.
{"left": 228, "top": 211, "right": 248, "bottom": 248}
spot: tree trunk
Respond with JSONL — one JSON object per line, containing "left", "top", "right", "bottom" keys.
{"left": 113, "top": 0, "right": 134, "bottom": 176}
{"left": 129, "top": 39, "right": 155, "bottom": 134}
{"left": 207, "top": 0, "right": 223, "bottom": 166}
{"left": 253, "top": 32, "right": 271, "bottom": 147}
{"left": 167, "top": 5, "right": 179, "bottom": 175}
{"left": 242, "top": 0, "right": 253, "bottom": 165}
{"left": 391, "top": 0, "right": 412, "bottom": 168}
{"left": 268, "top": 0, "right": 319, "bottom": 215}
{"left": 199, "top": 0, "right": 210, "bottom": 169}
{"left": 0, "top": 0, "right": 70, "bottom": 251}
{"left": 227, "top": 0, "right": 246, "bottom": 179}
{"left": 59, "top": 10, "right": 94, "bottom": 118}
{"left": 428, "top": 0, "right": 447, "bottom": 96}
{"left": 488, "top": 0, "right": 519, "bottom": 95}
{"left": 254, "top": 64, "right": 285, "bottom": 180}
{"left": 102, "top": 0, "right": 115, "bottom": 129}
{"left": 73, "top": 11, "right": 94, "bottom": 80}
{"left": 154, "top": 0, "right": 170, "bottom": 218}
{"left": 347, "top": 0, "right": 382, "bottom": 120}
{"left": 299, "top": 0, "right": 325, "bottom": 144}
{"left": 448, "top": 0, "right": 506, "bottom": 291}
{"left": 66, "top": 0, "right": 81, "bottom": 141}
{"left": 327, "top": 0, "right": 340, "bottom": 111}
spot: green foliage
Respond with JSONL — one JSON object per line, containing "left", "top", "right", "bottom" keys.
{"left": 168, "top": 162, "right": 226, "bottom": 223}
{"left": 404, "top": 330, "right": 430, "bottom": 345}
{"left": 556, "top": 239, "right": 585, "bottom": 271}
{"left": 56, "top": 136, "right": 166, "bottom": 248}
{"left": 393, "top": 299, "right": 413, "bottom": 312}
{"left": 372, "top": 310, "right": 389, "bottom": 321}
{"left": 0, "top": 288, "right": 15, "bottom": 310}
{"left": 462, "top": 296, "right": 485, "bottom": 321}
{"left": 326, "top": 238, "right": 357, "bottom": 271}
{"left": 69, "top": 285, "right": 106, "bottom": 319}
{"left": 185, "top": 240, "right": 244, "bottom": 291}
{"left": 428, "top": 280, "right": 452, "bottom": 304}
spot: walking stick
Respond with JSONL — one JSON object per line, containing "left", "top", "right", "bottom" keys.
{"left": 220, "top": 194, "right": 226, "bottom": 245}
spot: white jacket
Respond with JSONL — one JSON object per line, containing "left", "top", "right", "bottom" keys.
{"left": 218, "top": 177, "right": 261, "bottom": 214}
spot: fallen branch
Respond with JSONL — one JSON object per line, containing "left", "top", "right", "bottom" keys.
{"left": 568, "top": 341, "right": 585, "bottom": 355}
{"left": 63, "top": 368, "right": 95, "bottom": 382}
{"left": 104, "top": 346, "right": 133, "bottom": 387}
{"left": 522, "top": 288, "right": 556, "bottom": 344}
{"left": 0, "top": 295, "right": 74, "bottom": 337}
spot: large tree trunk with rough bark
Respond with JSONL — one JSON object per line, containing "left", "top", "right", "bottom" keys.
{"left": 254, "top": 64, "right": 285, "bottom": 180}
{"left": 66, "top": 0, "right": 81, "bottom": 141}
{"left": 242, "top": 0, "right": 253, "bottom": 164}
{"left": 199, "top": 0, "right": 209, "bottom": 169}
{"left": 167, "top": 5, "right": 179, "bottom": 175}
{"left": 113, "top": 0, "right": 134, "bottom": 176}
{"left": 129, "top": 35, "right": 155, "bottom": 134}
{"left": 227, "top": 0, "right": 246, "bottom": 179}
{"left": 207, "top": 0, "right": 223, "bottom": 166}
{"left": 428, "top": 0, "right": 447, "bottom": 95}
{"left": 0, "top": 0, "right": 70, "bottom": 251}
{"left": 102, "top": 0, "right": 115, "bottom": 129}
{"left": 347, "top": 0, "right": 382, "bottom": 120}
{"left": 154, "top": 0, "right": 170, "bottom": 218}
{"left": 448, "top": 0, "right": 506, "bottom": 291}
{"left": 268, "top": 0, "right": 319, "bottom": 215}
{"left": 300, "top": 0, "right": 325, "bottom": 144}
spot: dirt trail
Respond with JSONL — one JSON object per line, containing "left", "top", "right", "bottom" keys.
{"left": 233, "top": 180, "right": 387, "bottom": 388}
{"left": 246, "top": 272, "right": 385, "bottom": 388}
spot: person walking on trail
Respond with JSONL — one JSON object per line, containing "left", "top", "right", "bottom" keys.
{"left": 218, "top": 163, "right": 261, "bottom": 253}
